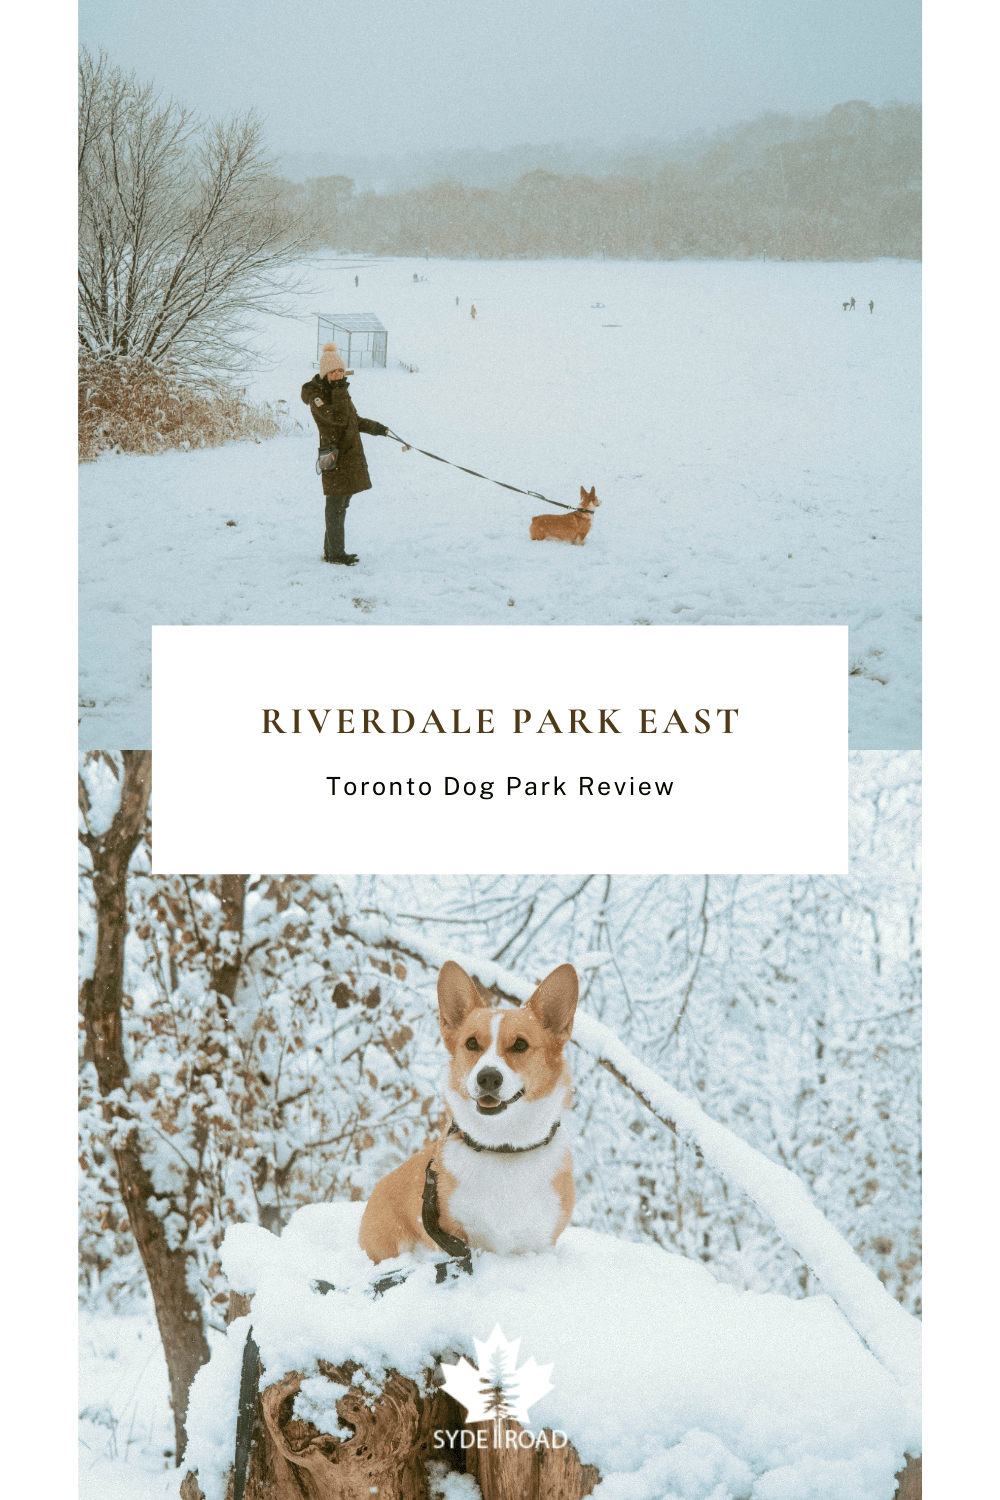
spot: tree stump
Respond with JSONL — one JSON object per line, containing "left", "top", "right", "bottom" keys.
{"left": 465, "top": 1420, "right": 599, "bottom": 1500}
{"left": 246, "top": 1360, "right": 462, "bottom": 1500}
{"left": 180, "top": 1363, "right": 599, "bottom": 1500}
{"left": 182, "top": 1360, "right": 464, "bottom": 1500}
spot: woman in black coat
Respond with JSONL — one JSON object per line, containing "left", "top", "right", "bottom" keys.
{"left": 301, "top": 341, "right": 391, "bottom": 565}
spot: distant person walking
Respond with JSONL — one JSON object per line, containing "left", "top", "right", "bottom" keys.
{"left": 355, "top": 275, "right": 359, "bottom": 286}
{"left": 850, "top": 297, "right": 856, "bottom": 311}
{"left": 456, "top": 296, "right": 459, "bottom": 305}
{"left": 471, "top": 304, "right": 477, "bottom": 320}
{"left": 301, "top": 342, "right": 391, "bottom": 566}
{"left": 869, "top": 300, "right": 874, "bottom": 314}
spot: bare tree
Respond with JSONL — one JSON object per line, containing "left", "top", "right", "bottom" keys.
{"left": 78, "top": 47, "right": 311, "bottom": 373}
{"left": 79, "top": 752, "right": 212, "bottom": 1463}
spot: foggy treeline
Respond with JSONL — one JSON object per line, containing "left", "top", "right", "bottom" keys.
{"left": 281, "top": 139, "right": 697, "bottom": 193}
{"left": 287, "top": 101, "right": 920, "bottom": 261}
{"left": 281, "top": 119, "right": 868, "bottom": 195}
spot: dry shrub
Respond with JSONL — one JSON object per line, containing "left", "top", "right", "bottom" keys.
{"left": 78, "top": 352, "right": 291, "bottom": 462}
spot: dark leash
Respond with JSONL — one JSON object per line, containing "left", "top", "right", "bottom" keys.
{"left": 384, "top": 428, "right": 594, "bottom": 516}
{"left": 421, "top": 1160, "right": 474, "bottom": 1274}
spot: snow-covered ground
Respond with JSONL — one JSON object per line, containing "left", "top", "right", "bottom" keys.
{"left": 78, "top": 1308, "right": 183, "bottom": 1499}
{"left": 182, "top": 1202, "right": 919, "bottom": 1500}
{"left": 79, "top": 256, "right": 920, "bottom": 749}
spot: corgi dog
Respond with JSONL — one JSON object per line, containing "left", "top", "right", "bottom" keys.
{"left": 529, "top": 487, "right": 600, "bottom": 545}
{"left": 358, "top": 961, "right": 578, "bottom": 1262}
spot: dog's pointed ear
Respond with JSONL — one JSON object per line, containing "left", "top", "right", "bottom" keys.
{"left": 527, "top": 964, "right": 578, "bottom": 1041}
{"left": 438, "top": 961, "right": 482, "bottom": 1034}
{"left": 580, "top": 485, "right": 587, "bottom": 500}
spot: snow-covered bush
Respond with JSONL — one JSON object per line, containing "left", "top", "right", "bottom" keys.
{"left": 78, "top": 353, "right": 290, "bottom": 462}
{"left": 79, "top": 880, "right": 443, "bottom": 1326}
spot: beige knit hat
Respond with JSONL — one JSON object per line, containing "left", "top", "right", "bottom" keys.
{"left": 319, "top": 341, "right": 346, "bottom": 378}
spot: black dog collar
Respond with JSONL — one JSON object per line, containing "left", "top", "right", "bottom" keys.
{"left": 448, "top": 1117, "right": 561, "bottom": 1154}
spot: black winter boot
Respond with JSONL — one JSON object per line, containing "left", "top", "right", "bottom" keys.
{"left": 323, "top": 494, "right": 355, "bottom": 562}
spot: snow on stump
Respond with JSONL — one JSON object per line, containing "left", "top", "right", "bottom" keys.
{"left": 182, "top": 1204, "right": 921, "bottom": 1500}
{"left": 179, "top": 1343, "right": 595, "bottom": 1500}
{"left": 180, "top": 1314, "right": 597, "bottom": 1500}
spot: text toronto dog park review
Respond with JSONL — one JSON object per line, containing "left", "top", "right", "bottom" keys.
{"left": 326, "top": 775, "right": 675, "bottom": 798}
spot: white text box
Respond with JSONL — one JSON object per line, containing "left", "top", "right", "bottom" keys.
{"left": 152, "top": 625, "right": 847, "bottom": 874}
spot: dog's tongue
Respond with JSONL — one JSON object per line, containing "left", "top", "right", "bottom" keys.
{"left": 478, "top": 1095, "right": 501, "bottom": 1109}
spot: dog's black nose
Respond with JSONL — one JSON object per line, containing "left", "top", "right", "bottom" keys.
{"left": 476, "top": 1067, "right": 503, "bottom": 1095}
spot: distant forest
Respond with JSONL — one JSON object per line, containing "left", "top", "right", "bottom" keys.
{"left": 284, "top": 101, "right": 920, "bottom": 261}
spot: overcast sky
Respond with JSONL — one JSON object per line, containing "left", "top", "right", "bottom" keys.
{"left": 79, "top": 0, "right": 920, "bottom": 157}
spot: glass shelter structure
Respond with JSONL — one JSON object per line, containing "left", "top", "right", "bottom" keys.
{"left": 315, "top": 313, "right": 388, "bottom": 370}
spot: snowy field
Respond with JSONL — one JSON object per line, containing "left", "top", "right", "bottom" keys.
{"left": 79, "top": 256, "right": 920, "bottom": 748}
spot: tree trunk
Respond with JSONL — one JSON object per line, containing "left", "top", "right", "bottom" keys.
{"left": 81, "top": 750, "right": 153, "bottom": 1095}
{"left": 894, "top": 1454, "right": 921, "bottom": 1499}
{"left": 114, "top": 1136, "right": 213, "bottom": 1464}
{"left": 80, "top": 750, "right": 210, "bottom": 1464}
{"left": 213, "top": 874, "right": 248, "bottom": 1000}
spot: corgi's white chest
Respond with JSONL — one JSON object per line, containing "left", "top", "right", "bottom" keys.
{"left": 441, "top": 1136, "right": 566, "bottom": 1255}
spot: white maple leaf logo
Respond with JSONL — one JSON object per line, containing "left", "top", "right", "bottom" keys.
{"left": 440, "top": 1325, "right": 554, "bottom": 1428}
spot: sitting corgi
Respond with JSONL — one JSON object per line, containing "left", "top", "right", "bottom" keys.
{"left": 529, "top": 486, "right": 600, "bottom": 545}
{"left": 358, "top": 961, "right": 578, "bottom": 1262}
